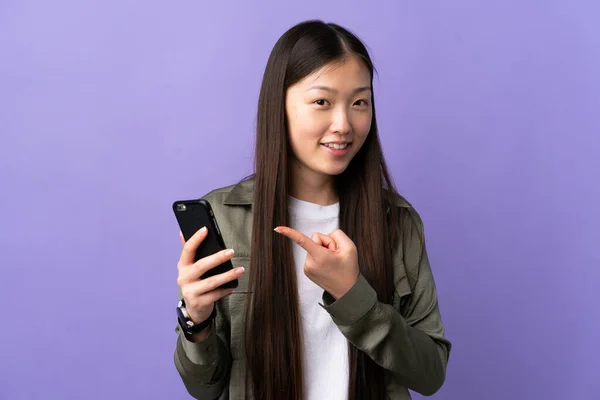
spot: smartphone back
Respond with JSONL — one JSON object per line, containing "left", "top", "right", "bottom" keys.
{"left": 172, "top": 199, "right": 238, "bottom": 288}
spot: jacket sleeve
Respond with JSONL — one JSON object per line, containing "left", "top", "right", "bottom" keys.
{"left": 320, "top": 208, "right": 451, "bottom": 396}
{"left": 173, "top": 291, "right": 232, "bottom": 399}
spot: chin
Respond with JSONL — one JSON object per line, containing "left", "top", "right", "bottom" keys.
{"left": 321, "top": 164, "right": 350, "bottom": 176}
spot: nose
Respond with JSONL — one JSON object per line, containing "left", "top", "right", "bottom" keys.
{"left": 330, "top": 108, "right": 351, "bottom": 135}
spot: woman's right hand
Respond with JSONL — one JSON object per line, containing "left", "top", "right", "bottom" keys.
{"left": 177, "top": 227, "right": 245, "bottom": 341}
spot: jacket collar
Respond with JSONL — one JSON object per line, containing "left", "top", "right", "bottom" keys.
{"left": 223, "top": 176, "right": 256, "bottom": 205}
{"left": 224, "top": 175, "right": 410, "bottom": 208}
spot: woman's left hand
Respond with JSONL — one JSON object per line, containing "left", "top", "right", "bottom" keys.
{"left": 274, "top": 226, "right": 360, "bottom": 300}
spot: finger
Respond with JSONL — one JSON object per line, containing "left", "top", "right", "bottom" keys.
{"left": 199, "top": 287, "right": 235, "bottom": 305}
{"left": 274, "top": 226, "right": 323, "bottom": 255}
{"left": 183, "top": 266, "right": 245, "bottom": 296}
{"left": 312, "top": 232, "right": 337, "bottom": 251}
{"left": 180, "top": 248, "right": 235, "bottom": 283}
{"left": 185, "top": 288, "right": 235, "bottom": 324}
{"left": 179, "top": 231, "right": 185, "bottom": 247}
{"left": 178, "top": 227, "right": 208, "bottom": 267}
{"left": 311, "top": 232, "right": 323, "bottom": 246}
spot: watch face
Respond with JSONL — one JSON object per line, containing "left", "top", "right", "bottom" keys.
{"left": 177, "top": 305, "right": 189, "bottom": 328}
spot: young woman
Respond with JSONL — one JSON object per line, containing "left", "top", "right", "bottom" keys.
{"left": 174, "top": 20, "right": 451, "bottom": 400}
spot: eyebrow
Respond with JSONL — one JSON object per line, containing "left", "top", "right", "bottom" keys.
{"left": 307, "top": 85, "right": 372, "bottom": 94}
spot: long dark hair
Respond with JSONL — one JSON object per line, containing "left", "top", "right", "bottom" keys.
{"left": 245, "top": 20, "right": 401, "bottom": 400}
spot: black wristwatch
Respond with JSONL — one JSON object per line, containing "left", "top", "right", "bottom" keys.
{"left": 177, "top": 298, "right": 217, "bottom": 335}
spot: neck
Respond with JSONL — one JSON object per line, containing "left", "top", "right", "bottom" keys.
{"left": 289, "top": 161, "right": 338, "bottom": 206}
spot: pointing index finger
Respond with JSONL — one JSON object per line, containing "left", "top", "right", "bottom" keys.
{"left": 274, "top": 226, "right": 322, "bottom": 255}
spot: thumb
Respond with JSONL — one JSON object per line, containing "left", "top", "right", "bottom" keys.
{"left": 312, "top": 232, "right": 337, "bottom": 251}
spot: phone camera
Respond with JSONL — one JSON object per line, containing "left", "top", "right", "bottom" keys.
{"left": 176, "top": 204, "right": 187, "bottom": 212}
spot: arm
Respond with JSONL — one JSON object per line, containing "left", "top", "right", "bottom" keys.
{"left": 320, "top": 211, "right": 451, "bottom": 396}
{"left": 173, "top": 294, "right": 232, "bottom": 399}
{"left": 173, "top": 224, "right": 241, "bottom": 399}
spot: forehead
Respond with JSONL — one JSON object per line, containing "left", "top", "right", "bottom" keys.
{"left": 297, "top": 55, "right": 371, "bottom": 89}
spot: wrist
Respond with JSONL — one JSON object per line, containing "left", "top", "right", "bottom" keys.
{"left": 330, "top": 273, "right": 360, "bottom": 300}
{"left": 177, "top": 299, "right": 217, "bottom": 337}
{"left": 184, "top": 322, "right": 212, "bottom": 343}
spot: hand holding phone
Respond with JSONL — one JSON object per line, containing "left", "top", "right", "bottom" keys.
{"left": 176, "top": 228, "right": 245, "bottom": 335}
{"left": 173, "top": 199, "right": 245, "bottom": 337}
{"left": 173, "top": 199, "right": 239, "bottom": 286}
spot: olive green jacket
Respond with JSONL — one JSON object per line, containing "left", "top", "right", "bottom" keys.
{"left": 174, "top": 178, "right": 451, "bottom": 399}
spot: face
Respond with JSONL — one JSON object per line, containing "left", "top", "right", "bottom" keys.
{"left": 285, "top": 55, "right": 373, "bottom": 180}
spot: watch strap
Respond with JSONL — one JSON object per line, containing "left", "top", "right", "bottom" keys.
{"left": 177, "top": 299, "right": 217, "bottom": 335}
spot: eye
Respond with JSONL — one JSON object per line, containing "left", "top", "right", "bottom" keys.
{"left": 314, "top": 99, "right": 330, "bottom": 106}
{"left": 354, "top": 99, "right": 369, "bottom": 107}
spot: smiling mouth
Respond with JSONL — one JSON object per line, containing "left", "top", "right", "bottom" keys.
{"left": 320, "top": 142, "right": 351, "bottom": 150}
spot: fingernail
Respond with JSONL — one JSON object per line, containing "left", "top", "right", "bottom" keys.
{"left": 236, "top": 267, "right": 245, "bottom": 274}
{"left": 274, "top": 227, "right": 280, "bottom": 233}
{"left": 225, "top": 249, "right": 234, "bottom": 257}
{"left": 199, "top": 227, "right": 207, "bottom": 234}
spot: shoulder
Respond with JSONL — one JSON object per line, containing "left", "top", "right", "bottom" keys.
{"left": 198, "top": 178, "right": 255, "bottom": 257}
{"left": 201, "top": 182, "right": 238, "bottom": 204}
{"left": 200, "top": 175, "right": 255, "bottom": 208}
{"left": 385, "top": 189, "right": 425, "bottom": 235}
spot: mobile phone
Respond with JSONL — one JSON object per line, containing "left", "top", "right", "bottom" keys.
{"left": 172, "top": 199, "right": 238, "bottom": 289}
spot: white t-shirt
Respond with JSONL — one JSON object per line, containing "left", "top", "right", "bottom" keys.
{"left": 288, "top": 196, "right": 350, "bottom": 400}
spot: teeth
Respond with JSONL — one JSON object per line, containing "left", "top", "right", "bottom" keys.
{"left": 323, "top": 143, "right": 348, "bottom": 149}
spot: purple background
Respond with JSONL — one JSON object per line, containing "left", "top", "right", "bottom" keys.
{"left": 1, "top": 1, "right": 599, "bottom": 399}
